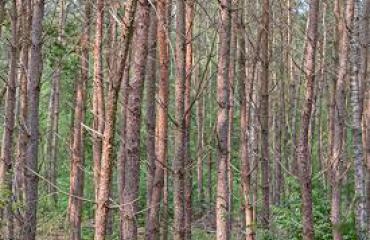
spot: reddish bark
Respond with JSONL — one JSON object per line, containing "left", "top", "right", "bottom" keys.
{"left": 94, "top": 1, "right": 138, "bottom": 239}
{"left": 296, "top": 0, "right": 320, "bottom": 239}
{"left": 92, "top": 0, "right": 106, "bottom": 200}
{"left": 120, "top": 1, "right": 150, "bottom": 239}
{"left": 216, "top": 0, "right": 231, "bottom": 239}
{"left": 145, "top": 0, "right": 170, "bottom": 238}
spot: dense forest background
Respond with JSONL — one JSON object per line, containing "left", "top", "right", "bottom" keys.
{"left": 0, "top": 0, "right": 369, "bottom": 239}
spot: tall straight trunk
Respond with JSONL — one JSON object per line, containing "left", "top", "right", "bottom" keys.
{"left": 287, "top": 0, "right": 300, "bottom": 177}
{"left": 296, "top": 0, "right": 320, "bottom": 240}
{"left": 358, "top": 0, "right": 370, "bottom": 115}
{"left": 331, "top": 1, "right": 354, "bottom": 239}
{"left": 15, "top": 1, "right": 31, "bottom": 237}
{"left": 162, "top": 2, "right": 172, "bottom": 239}
{"left": 216, "top": 0, "right": 231, "bottom": 239}
{"left": 92, "top": 0, "right": 105, "bottom": 200}
{"left": 118, "top": 55, "right": 130, "bottom": 240}
{"left": 145, "top": 1, "right": 157, "bottom": 220}
{"left": 196, "top": 73, "right": 205, "bottom": 208}
{"left": 46, "top": 0, "right": 65, "bottom": 204}
{"left": 184, "top": 1, "right": 194, "bottom": 239}
{"left": 227, "top": 0, "right": 238, "bottom": 235}
{"left": 274, "top": 27, "right": 285, "bottom": 205}
{"left": 145, "top": 1, "right": 170, "bottom": 239}
{"left": 362, "top": 0, "right": 370, "bottom": 234}
{"left": 206, "top": 35, "right": 214, "bottom": 208}
{"left": 24, "top": 1, "right": 45, "bottom": 239}
{"left": 94, "top": 1, "right": 138, "bottom": 239}
{"left": 68, "top": 1, "right": 91, "bottom": 239}
{"left": 105, "top": 3, "right": 119, "bottom": 235}
{"left": 318, "top": 1, "right": 327, "bottom": 187}
{"left": 273, "top": 95, "right": 282, "bottom": 206}
{"left": 328, "top": 0, "right": 341, "bottom": 190}
{"left": 246, "top": 1, "right": 259, "bottom": 226}
{"left": 120, "top": 1, "right": 150, "bottom": 239}
{"left": 260, "top": 0, "right": 270, "bottom": 229}
{"left": 0, "top": 1, "right": 17, "bottom": 238}
{"left": 238, "top": 2, "right": 254, "bottom": 238}
{"left": 350, "top": 0, "right": 367, "bottom": 238}
{"left": 162, "top": 164, "right": 169, "bottom": 240}
{"left": 173, "top": 0, "right": 186, "bottom": 239}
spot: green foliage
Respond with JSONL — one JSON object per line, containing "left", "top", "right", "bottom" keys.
{"left": 269, "top": 177, "right": 356, "bottom": 240}
{"left": 0, "top": 184, "right": 11, "bottom": 209}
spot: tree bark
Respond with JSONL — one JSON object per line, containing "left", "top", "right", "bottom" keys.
{"left": 238, "top": 2, "right": 254, "bottom": 238}
{"left": 118, "top": 51, "right": 131, "bottom": 239}
{"left": 227, "top": 0, "right": 238, "bottom": 235}
{"left": 68, "top": 1, "right": 91, "bottom": 239}
{"left": 145, "top": 0, "right": 170, "bottom": 238}
{"left": 15, "top": 1, "right": 31, "bottom": 237}
{"left": 145, "top": 1, "right": 157, "bottom": 221}
{"left": 216, "top": 0, "right": 231, "bottom": 239}
{"left": 196, "top": 69, "right": 205, "bottom": 209}
{"left": 24, "top": 1, "right": 45, "bottom": 239}
{"left": 173, "top": 0, "right": 186, "bottom": 239}
{"left": 92, "top": 0, "right": 106, "bottom": 200}
{"left": 260, "top": 0, "right": 270, "bottom": 229}
{"left": 361, "top": 0, "right": 370, "bottom": 235}
{"left": 184, "top": 1, "right": 194, "bottom": 239}
{"left": 94, "top": 1, "right": 138, "bottom": 239}
{"left": 350, "top": 0, "right": 367, "bottom": 238}
{"left": 330, "top": 1, "right": 354, "bottom": 239}
{"left": 296, "top": 0, "right": 320, "bottom": 239}
{"left": 120, "top": 1, "right": 150, "bottom": 239}
{"left": 0, "top": 1, "right": 17, "bottom": 238}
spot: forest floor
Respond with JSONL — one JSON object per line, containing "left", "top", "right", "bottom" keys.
{"left": 36, "top": 210, "right": 248, "bottom": 240}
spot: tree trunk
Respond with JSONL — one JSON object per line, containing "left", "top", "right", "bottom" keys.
{"left": 196, "top": 69, "right": 205, "bottom": 209}
{"left": 216, "top": 0, "right": 231, "bottom": 239}
{"left": 120, "top": 1, "right": 150, "bottom": 239}
{"left": 118, "top": 48, "right": 132, "bottom": 238}
{"left": 184, "top": 1, "right": 194, "bottom": 239}
{"left": 296, "top": 0, "right": 320, "bottom": 239}
{"left": 350, "top": 0, "right": 367, "bottom": 238}
{"left": 238, "top": 2, "right": 254, "bottom": 238}
{"left": 94, "top": 1, "right": 138, "bottom": 239}
{"left": 331, "top": 1, "right": 354, "bottom": 239}
{"left": 68, "top": 1, "right": 91, "bottom": 239}
{"left": 24, "top": 1, "right": 45, "bottom": 239}
{"left": 0, "top": 1, "right": 17, "bottom": 238}
{"left": 361, "top": 0, "right": 370, "bottom": 235}
{"left": 145, "top": 1, "right": 157, "bottom": 222}
{"left": 92, "top": 0, "right": 106, "bottom": 200}
{"left": 15, "top": 1, "right": 31, "bottom": 237}
{"left": 145, "top": 0, "right": 170, "bottom": 238}
{"left": 227, "top": 0, "right": 238, "bottom": 235}
{"left": 173, "top": 0, "right": 186, "bottom": 239}
{"left": 162, "top": 2, "right": 172, "bottom": 239}
{"left": 260, "top": 0, "right": 270, "bottom": 229}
